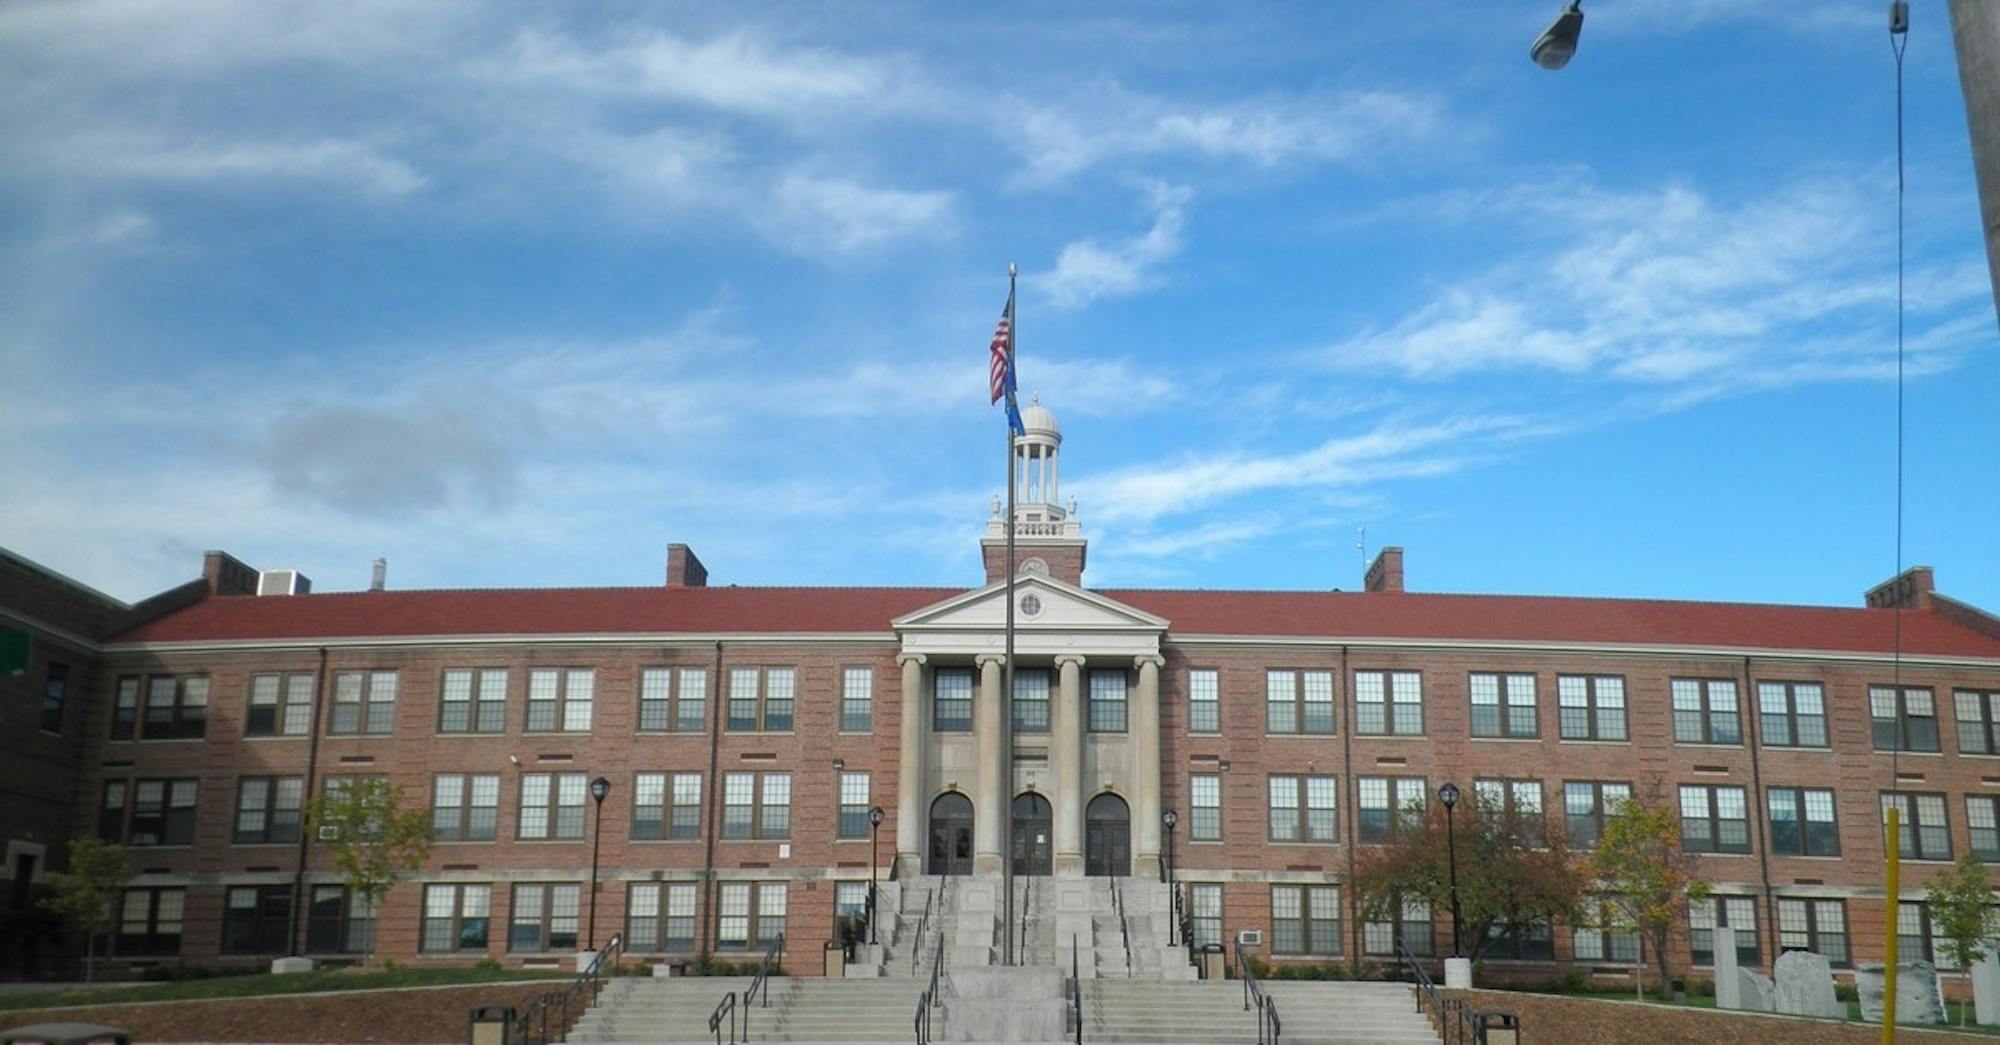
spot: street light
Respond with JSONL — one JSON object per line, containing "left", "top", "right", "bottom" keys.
{"left": 868, "top": 805, "right": 886, "bottom": 945}
{"left": 1531, "top": 1, "right": 1584, "bottom": 70}
{"left": 1438, "top": 783, "right": 1463, "bottom": 959}
{"left": 587, "top": 775, "right": 611, "bottom": 951}
{"left": 1162, "top": 808, "right": 1180, "bottom": 946}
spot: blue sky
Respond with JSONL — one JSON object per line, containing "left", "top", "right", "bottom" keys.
{"left": 2, "top": 0, "right": 1994, "bottom": 610}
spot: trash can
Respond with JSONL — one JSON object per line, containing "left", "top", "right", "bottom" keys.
{"left": 824, "top": 939, "right": 847, "bottom": 978}
{"left": 1471, "top": 1010, "right": 1519, "bottom": 1045}
{"left": 1199, "top": 944, "right": 1227, "bottom": 981}
{"left": 467, "top": 1004, "right": 514, "bottom": 1045}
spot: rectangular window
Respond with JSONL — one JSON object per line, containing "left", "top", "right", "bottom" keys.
{"left": 842, "top": 667, "right": 875, "bottom": 732}
{"left": 222, "top": 885, "right": 293, "bottom": 955}
{"left": 115, "top": 779, "right": 198, "bottom": 846}
{"left": 421, "top": 883, "right": 492, "bottom": 953}
{"left": 1766, "top": 787, "right": 1839, "bottom": 857}
{"left": 1189, "top": 884, "right": 1223, "bottom": 948}
{"left": 1190, "top": 774, "right": 1221, "bottom": 841}
{"left": 306, "top": 885, "right": 376, "bottom": 955}
{"left": 247, "top": 673, "right": 315, "bottom": 737}
{"left": 1956, "top": 690, "right": 2000, "bottom": 755}
{"left": 1558, "top": 675, "right": 1626, "bottom": 741}
{"left": 519, "top": 773, "right": 587, "bottom": 840}
{"left": 432, "top": 773, "right": 501, "bottom": 842}
{"left": 638, "top": 667, "right": 708, "bottom": 733}
{"left": 41, "top": 662, "right": 68, "bottom": 734}
{"left": 838, "top": 772, "right": 871, "bottom": 839}
{"left": 1363, "top": 896, "right": 1432, "bottom": 957}
{"left": 626, "top": 882, "right": 698, "bottom": 952}
{"left": 1187, "top": 669, "right": 1220, "bottom": 733}
{"left": 234, "top": 776, "right": 304, "bottom": 844}
{"left": 98, "top": 781, "right": 126, "bottom": 841}
{"left": 1474, "top": 778, "right": 1545, "bottom": 844}
{"left": 1469, "top": 672, "right": 1537, "bottom": 739}
{"left": 527, "top": 668, "right": 593, "bottom": 733}
{"left": 1012, "top": 668, "right": 1050, "bottom": 733}
{"left": 1690, "top": 895, "right": 1758, "bottom": 966}
{"left": 1671, "top": 678, "right": 1741, "bottom": 744}
{"left": 117, "top": 887, "right": 185, "bottom": 956}
{"left": 1758, "top": 682, "right": 1828, "bottom": 748}
{"left": 933, "top": 668, "right": 974, "bottom": 732}
{"left": 1572, "top": 898, "right": 1640, "bottom": 964}
{"left": 1358, "top": 777, "right": 1427, "bottom": 844}
{"left": 834, "top": 881, "right": 869, "bottom": 938}
{"left": 1089, "top": 669, "right": 1128, "bottom": 732}
{"left": 142, "top": 674, "right": 209, "bottom": 739}
{"left": 1778, "top": 898, "right": 1849, "bottom": 966}
{"left": 1871, "top": 686, "right": 1939, "bottom": 752}
{"left": 1354, "top": 670, "right": 1423, "bottom": 735}
{"left": 509, "top": 883, "right": 581, "bottom": 952}
{"left": 1271, "top": 884, "right": 1342, "bottom": 956}
{"left": 1484, "top": 920, "right": 1555, "bottom": 961}
{"left": 722, "top": 772, "right": 791, "bottom": 840}
{"left": 1679, "top": 785, "right": 1750, "bottom": 854}
{"left": 632, "top": 772, "right": 703, "bottom": 841}
{"left": 1266, "top": 669, "right": 1335, "bottom": 735}
{"left": 1899, "top": 902, "right": 1962, "bottom": 969}
{"left": 1882, "top": 791, "right": 1952, "bottom": 860}
{"left": 439, "top": 668, "right": 508, "bottom": 733}
{"left": 329, "top": 670, "right": 397, "bottom": 736}
{"left": 1563, "top": 781, "right": 1632, "bottom": 849}
{"left": 1268, "top": 775, "right": 1339, "bottom": 842}
{"left": 111, "top": 676, "right": 139, "bottom": 740}
{"left": 724, "top": 666, "right": 792, "bottom": 732}
{"left": 1969, "top": 795, "right": 2000, "bottom": 861}
{"left": 715, "top": 882, "right": 786, "bottom": 950}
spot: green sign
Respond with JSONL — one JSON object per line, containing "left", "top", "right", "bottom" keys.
{"left": 0, "top": 630, "right": 28, "bottom": 677}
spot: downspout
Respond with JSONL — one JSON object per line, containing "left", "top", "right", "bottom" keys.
{"left": 288, "top": 646, "right": 330, "bottom": 957}
{"left": 699, "top": 641, "right": 724, "bottom": 962}
{"left": 1742, "top": 656, "right": 1777, "bottom": 950}
{"left": 1339, "top": 644, "right": 1359, "bottom": 969}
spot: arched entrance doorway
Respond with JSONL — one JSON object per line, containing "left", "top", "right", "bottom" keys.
{"left": 1085, "top": 792, "right": 1131, "bottom": 877}
{"left": 927, "top": 792, "right": 974, "bottom": 876}
{"left": 1011, "top": 793, "right": 1053, "bottom": 876}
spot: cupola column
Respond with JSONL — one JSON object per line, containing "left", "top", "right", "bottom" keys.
{"left": 896, "top": 653, "right": 927, "bottom": 873}
{"left": 1053, "top": 654, "right": 1087, "bottom": 876}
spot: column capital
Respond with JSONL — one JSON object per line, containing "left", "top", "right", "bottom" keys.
{"left": 1053, "top": 654, "right": 1088, "bottom": 669}
{"left": 1133, "top": 654, "right": 1165, "bottom": 670}
{"left": 896, "top": 652, "right": 928, "bottom": 667}
{"left": 974, "top": 653, "right": 1006, "bottom": 669}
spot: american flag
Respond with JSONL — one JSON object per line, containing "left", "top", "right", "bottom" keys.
{"left": 987, "top": 294, "right": 1013, "bottom": 405}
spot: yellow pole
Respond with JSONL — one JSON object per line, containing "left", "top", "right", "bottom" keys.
{"left": 1883, "top": 804, "right": 1899, "bottom": 1042}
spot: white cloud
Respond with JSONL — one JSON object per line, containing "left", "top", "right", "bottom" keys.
{"left": 759, "top": 174, "right": 955, "bottom": 255}
{"left": 101, "top": 136, "right": 425, "bottom": 197}
{"left": 1034, "top": 183, "right": 1190, "bottom": 308}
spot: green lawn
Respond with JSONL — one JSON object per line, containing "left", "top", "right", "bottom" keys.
{"left": 1543, "top": 987, "right": 2000, "bottom": 1035}
{"left": 0, "top": 966, "right": 578, "bottom": 1013}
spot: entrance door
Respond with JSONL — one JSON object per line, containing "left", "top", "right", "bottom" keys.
{"left": 1011, "top": 793, "right": 1053, "bottom": 876}
{"left": 1085, "top": 793, "right": 1131, "bottom": 877}
{"left": 927, "top": 792, "right": 974, "bottom": 875}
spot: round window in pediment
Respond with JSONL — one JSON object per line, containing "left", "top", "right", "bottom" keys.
{"left": 1019, "top": 593, "right": 1043, "bottom": 618}
{"left": 1020, "top": 557, "right": 1049, "bottom": 577}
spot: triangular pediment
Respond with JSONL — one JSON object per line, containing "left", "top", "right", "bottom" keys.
{"left": 894, "top": 574, "right": 1168, "bottom": 635}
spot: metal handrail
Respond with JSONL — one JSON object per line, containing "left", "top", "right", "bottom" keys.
{"left": 708, "top": 989, "right": 737, "bottom": 1045}
{"left": 510, "top": 930, "right": 624, "bottom": 1044}
{"left": 1019, "top": 875, "right": 1032, "bottom": 962}
{"left": 1234, "top": 938, "right": 1279, "bottom": 1045}
{"left": 1112, "top": 880, "right": 1131, "bottom": 978}
{"left": 910, "top": 882, "right": 935, "bottom": 975}
{"left": 1396, "top": 940, "right": 1499, "bottom": 1045}
{"left": 913, "top": 932, "right": 945, "bottom": 1043}
{"left": 1069, "top": 932, "right": 1084, "bottom": 1045}
{"left": 738, "top": 932, "right": 784, "bottom": 1042}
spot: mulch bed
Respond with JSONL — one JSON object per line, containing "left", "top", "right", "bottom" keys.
{"left": 1448, "top": 988, "right": 1992, "bottom": 1044}
{"left": 0, "top": 982, "right": 561, "bottom": 1044}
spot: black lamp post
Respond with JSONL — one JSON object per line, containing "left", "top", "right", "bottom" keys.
{"left": 868, "top": 805, "right": 886, "bottom": 945}
{"left": 1162, "top": 808, "right": 1180, "bottom": 945}
{"left": 587, "top": 775, "right": 611, "bottom": 951}
{"left": 1438, "top": 782, "right": 1463, "bottom": 959}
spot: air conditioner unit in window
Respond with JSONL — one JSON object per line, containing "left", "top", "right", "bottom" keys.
{"left": 1236, "top": 929, "right": 1263, "bottom": 947}
{"left": 317, "top": 825, "right": 342, "bottom": 841}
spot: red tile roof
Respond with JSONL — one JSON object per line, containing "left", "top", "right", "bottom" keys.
{"left": 106, "top": 583, "right": 2000, "bottom": 658}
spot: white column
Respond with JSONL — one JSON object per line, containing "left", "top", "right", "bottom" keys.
{"left": 974, "top": 654, "right": 1006, "bottom": 874}
{"left": 1054, "top": 654, "right": 1086, "bottom": 876}
{"left": 1133, "top": 655, "right": 1164, "bottom": 878}
{"left": 896, "top": 653, "right": 927, "bottom": 873}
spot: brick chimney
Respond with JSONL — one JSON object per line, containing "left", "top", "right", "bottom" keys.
{"left": 1365, "top": 547, "right": 1405, "bottom": 594}
{"left": 202, "top": 550, "right": 259, "bottom": 596}
{"left": 1865, "top": 565, "right": 1934, "bottom": 610}
{"left": 666, "top": 543, "right": 709, "bottom": 588}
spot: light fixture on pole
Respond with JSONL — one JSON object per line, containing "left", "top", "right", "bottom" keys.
{"left": 1438, "top": 782, "right": 1463, "bottom": 959}
{"left": 1162, "top": 808, "right": 1180, "bottom": 946}
{"left": 587, "top": 775, "right": 611, "bottom": 951}
{"left": 868, "top": 805, "right": 886, "bottom": 945}
{"left": 1531, "top": 1, "right": 1584, "bottom": 70}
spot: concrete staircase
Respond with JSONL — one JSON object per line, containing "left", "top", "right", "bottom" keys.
{"left": 1083, "top": 979, "right": 1442, "bottom": 1045}
{"left": 570, "top": 975, "right": 927, "bottom": 1043}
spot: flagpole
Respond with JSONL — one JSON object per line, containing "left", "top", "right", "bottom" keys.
{"left": 1002, "top": 261, "right": 1018, "bottom": 966}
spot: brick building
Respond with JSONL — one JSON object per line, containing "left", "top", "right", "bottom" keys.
{"left": 4, "top": 399, "right": 2000, "bottom": 986}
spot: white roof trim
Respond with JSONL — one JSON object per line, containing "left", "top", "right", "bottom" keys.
{"left": 1163, "top": 633, "right": 2000, "bottom": 669}
{"left": 892, "top": 574, "right": 1169, "bottom": 631}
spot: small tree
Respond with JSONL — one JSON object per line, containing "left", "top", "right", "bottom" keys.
{"left": 305, "top": 777, "right": 433, "bottom": 966}
{"left": 1927, "top": 851, "right": 2000, "bottom": 1024}
{"left": 1352, "top": 791, "right": 1588, "bottom": 965}
{"left": 1589, "top": 785, "right": 1709, "bottom": 1000}
{"left": 40, "top": 837, "right": 132, "bottom": 983}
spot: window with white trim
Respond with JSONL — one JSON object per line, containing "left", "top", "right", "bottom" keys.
{"left": 519, "top": 773, "right": 587, "bottom": 840}
{"left": 1766, "top": 787, "right": 1839, "bottom": 857}
{"left": 509, "top": 883, "right": 581, "bottom": 952}
{"left": 1678, "top": 784, "right": 1750, "bottom": 854}
{"left": 1354, "top": 670, "right": 1422, "bottom": 735}
{"left": 1671, "top": 678, "right": 1741, "bottom": 745}
{"left": 1871, "top": 686, "right": 1939, "bottom": 752}
{"left": 1557, "top": 675, "right": 1626, "bottom": 741}
{"left": 633, "top": 772, "right": 702, "bottom": 841}
{"left": 527, "top": 668, "right": 593, "bottom": 732}
{"left": 440, "top": 668, "right": 507, "bottom": 733}
{"left": 1268, "top": 775, "right": 1338, "bottom": 842}
{"left": 1758, "top": 681, "right": 1828, "bottom": 748}
{"left": 1469, "top": 672, "right": 1537, "bottom": 738}
{"left": 421, "top": 883, "right": 491, "bottom": 952}
{"left": 723, "top": 772, "right": 790, "bottom": 839}
{"left": 716, "top": 882, "right": 785, "bottom": 949}
{"left": 1956, "top": 689, "right": 2000, "bottom": 755}
{"left": 639, "top": 667, "right": 707, "bottom": 733}
{"left": 247, "top": 673, "right": 314, "bottom": 737}
{"left": 1267, "top": 669, "right": 1335, "bottom": 734}
{"left": 329, "top": 670, "right": 396, "bottom": 735}
{"left": 842, "top": 667, "right": 875, "bottom": 732}
{"left": 433, "top": 773, "right": 500, "bottom": 842}
{"left": 933, "top": 668, "right": 973, "bottom": 732}
{"left": 1187, "top": 669, "right": 1220, "bottom": 734}
{"left": 1089, "top": 669, "right": 1128, "bottom": 732}
{"left": 1271, "top": 884, "right": 1340, "bottom": 956}
{"left": 1190, "top": 774, "right": 1221, "bottom": 841}
{"left": 1189, "top": 884, "right": 1223, "bottom": 948}
{"left": 838, "top": 772, "right": 871, "bottom": 838}
{"left": 726, "top": 667, "right": 793, "bottom": 732}
{"left": 626, "top": 882, "right": 697, "bottom": 952}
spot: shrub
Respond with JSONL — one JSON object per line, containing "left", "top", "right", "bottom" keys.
{"left": 1558, "top": 969, "right": 1590, "bottom": 994}
{"left": 1836, "top": 983, "right": 1859, "bottom": 1002}
{"left": 1685, "top": 976, "right": 1714, "bottom": 998}
{"left": 474, "top": 957, "right": 504, "bottom": 971}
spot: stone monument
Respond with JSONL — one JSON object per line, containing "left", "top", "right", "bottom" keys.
{"left": 1858, "top": 961, "right": 1947, "bottom": 1025}
{"left": 1773, "top": 949, "right": 1844, "bottom": 1019}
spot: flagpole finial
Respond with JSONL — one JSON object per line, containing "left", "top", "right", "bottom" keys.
{"left": 1008, "top": 261, "right": 1017, "bottom": 278}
